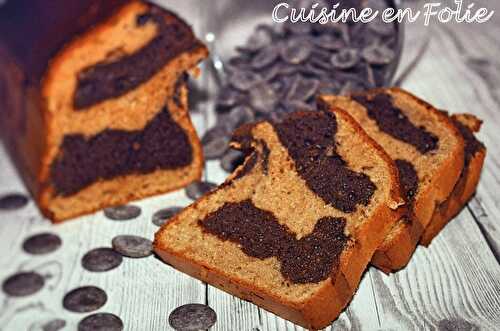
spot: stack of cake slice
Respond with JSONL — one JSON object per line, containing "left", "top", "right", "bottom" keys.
{"left": 154, "top": 88, "right": 485, "bottom": 329}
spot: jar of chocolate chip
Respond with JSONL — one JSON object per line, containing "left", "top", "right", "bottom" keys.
{"left": 201, "top": 0, "right": 404, "bottom": 171}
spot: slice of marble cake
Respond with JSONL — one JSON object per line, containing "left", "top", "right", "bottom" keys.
{"left": 154, "top": 109, "right": 403, "bottom": 329}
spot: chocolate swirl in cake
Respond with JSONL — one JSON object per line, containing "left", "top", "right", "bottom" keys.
{"left": 199, "top": 200, "right": 349, "bottom": 284}
{"left": 73, "top": 8, "right": 202, "bottom": 109}
{"left": 273, "top": 111, "right": 376, "bottom": 213}
{"left": 50, "top": 105, "right": 192, "bottom": 196}
{"left": 353, "top": 93, "right": 439, "bottom": 154}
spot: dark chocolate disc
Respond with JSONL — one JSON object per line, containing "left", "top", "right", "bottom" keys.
{"left": 169, "top": 304, "right": 217, "bottom": 331}
{"left": 78, "top": 313, "right": 123, "bottom": 331}
{"left": 185, "top": 181, "right": 217, "bottom": 201}
{"left": 111, "top": 235, "right": 153, "bottom": 258}
{"left": 63, "top": 286, "right": 107, "bottom": 313}
{"left": 40, "top": 319, "right": 66, "bottom": 331}
{"left": 330, "top": 48, "right": 360, "bottom": 70}
{"left": 0, "top": 193, "right": 28, "bottom": 210}
{"left": 81, "top": 247, "right": 122, "bottom": 272}
{"left": 2, "top": 271, "right": 44, "bottom": 297}
{"left": 103, "top": 205, "right": 141, "bottom": 221}
{"left": 22, "top": 233, "right": 62, "bottom": 255}
{"left": 220, "top": 150, "right": 245, "bottom": 173}
{"left": 152, "top": 207, "right": 183, "bottom": 227}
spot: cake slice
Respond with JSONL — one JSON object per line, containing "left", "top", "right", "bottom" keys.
{"left": 0, "top": 0, "right": 208, "bottom": 221}
{"left": 320, "top": 88, "right": 465, "bottom": 272}
{"left": 154, "top": 109, "right": 403, "bottom": 329}
{"left": 420, "top": 113, "right": 486, "bottom": 245}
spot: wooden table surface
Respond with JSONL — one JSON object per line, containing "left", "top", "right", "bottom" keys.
{"left": 1, "top": 0, "right": 499, "bottom": 330}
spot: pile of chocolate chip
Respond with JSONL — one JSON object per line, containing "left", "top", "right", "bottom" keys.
{"left": 0, "top": 194, "right": 217, "bottom": 331}
{"left": 203, "top": 0, "right": 400, "bottom": 172}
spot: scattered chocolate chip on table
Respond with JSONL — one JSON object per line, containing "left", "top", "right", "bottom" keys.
{"left": 2, "top": 271, "right": 45, "bottom": 297}
{"left": 152, "top": 207, "right": 184, "bottom": 227}
{"left": 63, "top": 286, "right": 107, "bottom": 313}
{"left": 169, "top": 303, "right": 217, "bottom": 331}
{"left": 78, "top": 313, "right": 124, "bottom": 331}
{"left": 22, "top": 232, "right": 62, "bottom": 255}
{"left": 103, "top": 205, "right": 142, "bottom": 221}
{"left": 111, "top": 235, "right": 153, "bottom": 258}
{"left": 81, "top": 247, "right": 123, "bottom": 272}
{"left": 185, "top": 181, "right": 218, "bottom": 200}
{"left": 0, "top": 193, "right": 29, "bottom": 210}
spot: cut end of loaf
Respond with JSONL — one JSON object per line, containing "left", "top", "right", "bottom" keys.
{"left": 36, "top": 1, "right": 208, "bottom": 222}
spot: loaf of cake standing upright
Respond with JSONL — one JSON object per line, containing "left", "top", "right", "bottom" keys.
{"left": 0, "top": 0, "right": 208, "bottom": 222}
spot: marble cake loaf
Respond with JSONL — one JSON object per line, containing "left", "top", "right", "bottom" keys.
{"left": 321, "top": 88, "right": 466, "bottom": 272}
{"left": 155, "top": 109, "right": 403, "bottom": 329}
{"left": 0, "top": 0, "right": 208, "bottom": 222}
{"left": 420, "top": 113, "right": 486, "bottom": 245}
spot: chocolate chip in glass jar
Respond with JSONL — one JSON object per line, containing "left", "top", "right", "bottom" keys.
{"left": 216, "top": 87, "right": 244, "bottom": 109}
{"left": 152, "top": 207, "right": 183, "bottom": 227}
{"left": 280, "top": 38, "right": 312, "bottom": 65}
{"left": 286, "top": 76, "right": 320, "bottom": 102}
{"left": 78, "top": 313, "right": 123, "bottom": 331}
{"left": 313, "top": 34, "right": 345, "bottom": 51}
{"left": 81, "top": 247, "right": 123, "bottom": 272}
{"left": 249, "top": 83, "right": 278, "bottom": 114}
{"left": 168, "top": 304, "right": 217, "bottom": 331}
{"left": 185, "top": 181, "right": 217, "bottom": 200}
{"left": 251, "top": 46, "right": 280, "bottom": 69}
{"left": 103, "top": 205, "right": 141, "bottom": 221}
{"left": 2, "top": 271, "right": 44, "bottom": 297}
{"left": 362, "top": 42, "right": 396, "bottom": 65}
{"left": 22, "top": 233, "right": 62, "bottom": 255}
{"left": 330, "top": 48, "right": 360, "bottom": 70}
{"left": 111, "top": 235, "right": 153, "bottom": 258}
{"left": 0, "top": 193, "right": 28, "bottom": 210}
{"left": 228, "top": 70, "right": 262, "bottom": 91}
{"left": 63, "top": 286, "right": 107, "bottom": 313}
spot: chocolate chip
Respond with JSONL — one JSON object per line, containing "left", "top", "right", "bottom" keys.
{"left": 0, "top": 193, "right": 28, "bottom": 210}
{"left": 78, "top": 313, "right": 123, "bottom": 331}
{"left": 152, "top": 207, "right": 183, "bottom": 227}
{"left": 2, "top": 271, "right": 44, "bottom": 297}
{"left": 103, "top": 205, "right": 141, "bottom": 221}
{"left": 112, "top": 235, "right": 153, "bottom": 258}
{"left": 81, "top": 247, "right": 122, "bottom": 272}
{"left": 286, "top": 76, "right": 320, "bottom": 102}
{"left": 185, "top": 181, "right": 217, "bottom": 200}
{"left": 22, "top": 233, "right": 62, "bottom": 255}
{"left": 168, "top": 304, "right": 217, "bottom": 331}
{"left": 228, "top": 71, "right": 262, "bottom": 91}
{"left": 249, "top": 83, "right": 278, "bottom": 113}
{"left": 202, "top": 127, "right": 230, "bottom": 160}
{"left": 245, "top": 26, "right": 273, "bottom": 52}
{"left": 221, "top": 150, "right": 245, "bottom": 173}
{"left": 280, "top": 39, "right": 312, "bottom": 64}
{"left": 330, "top": 48, "right": 360, "bottom": 70}
{"left": 216, "top": 88, "right": 244, "bottom": 108}
{"left": 313, "top": 34, "right": 344, "bottom": 51}
{"left": 41, "top": 319, "right": 66, "bottom": 331}
{"left": 362, "top": 43, "right": 396, "bottom": 65}
{"left": 228, "top": 105, "right": 255, "bottom": 128}
{"left": 63, "top": 286, "right": 107, "bottom": 313}
{"left": 251, "top": 46, "right": 279, "bottom": 69}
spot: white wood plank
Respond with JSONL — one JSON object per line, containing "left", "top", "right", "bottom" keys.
{"left": 371, "top": 209, "right": 500, "bottom": 330}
